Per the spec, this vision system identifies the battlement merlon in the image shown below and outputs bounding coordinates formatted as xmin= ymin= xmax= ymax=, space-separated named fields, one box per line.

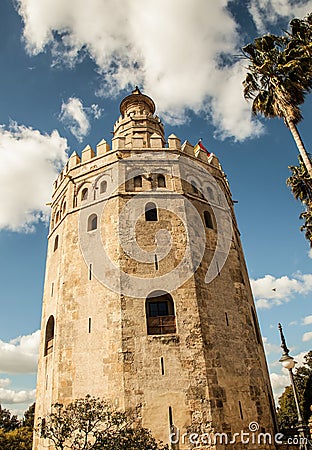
xmin=52 ymin=136 xmax=224 ymax=196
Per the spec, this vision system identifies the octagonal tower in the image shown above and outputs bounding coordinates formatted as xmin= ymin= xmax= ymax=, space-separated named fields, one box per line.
xmin=33 ymin=89 xmax=277 ymax=449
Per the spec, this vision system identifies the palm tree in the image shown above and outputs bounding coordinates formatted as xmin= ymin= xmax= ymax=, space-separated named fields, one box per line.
xmin=242 ymin=27 xmax=312 ymax=177
xmin=287 ymin=156 xmax=312 ymax=246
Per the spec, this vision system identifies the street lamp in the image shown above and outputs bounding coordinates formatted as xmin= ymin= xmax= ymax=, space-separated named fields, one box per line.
xmin=278 ymin=323 xmax=310 ymax=449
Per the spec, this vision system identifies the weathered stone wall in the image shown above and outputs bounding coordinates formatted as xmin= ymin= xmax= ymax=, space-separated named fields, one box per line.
xmin=33 ymin=91 xmax=277 ymax=450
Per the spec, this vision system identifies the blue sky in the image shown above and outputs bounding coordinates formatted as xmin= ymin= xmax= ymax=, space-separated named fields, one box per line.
xmin=0 ymin=0 xmax=311 ymax=414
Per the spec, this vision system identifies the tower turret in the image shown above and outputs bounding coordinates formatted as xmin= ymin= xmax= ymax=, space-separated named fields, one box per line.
xmin=113 ymin=87 xmax=165 ymax=148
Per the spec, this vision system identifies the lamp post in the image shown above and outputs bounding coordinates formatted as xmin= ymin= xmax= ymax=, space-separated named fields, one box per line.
xmin=278 ymin=323 xmax=310 ymax=449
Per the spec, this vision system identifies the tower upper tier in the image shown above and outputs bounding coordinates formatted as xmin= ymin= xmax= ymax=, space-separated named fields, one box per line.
xmin=113 ymin=87 xmax=165 ymax=147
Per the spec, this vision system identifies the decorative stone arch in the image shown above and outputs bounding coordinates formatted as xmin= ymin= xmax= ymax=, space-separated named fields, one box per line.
xmin=146 ymin=291 xmax=176 ymax=335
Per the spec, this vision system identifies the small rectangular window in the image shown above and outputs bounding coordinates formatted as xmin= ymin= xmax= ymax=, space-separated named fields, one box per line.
xmin=89 ymin=264 xmax=92 ymax=281
xmin=51 ymin=282 xmax=54 ymax=297
xmin=88 ymin=318 xmax=91 ymax=333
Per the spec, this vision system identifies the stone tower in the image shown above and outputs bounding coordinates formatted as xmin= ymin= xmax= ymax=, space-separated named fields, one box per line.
xmin=34 ymin=88 xmax=277 ymax=449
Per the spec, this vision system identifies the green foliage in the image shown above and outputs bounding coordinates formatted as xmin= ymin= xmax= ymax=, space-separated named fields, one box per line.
xmin=242 ymin=28 xmax=312 ymax=124
xmin=0 ymin=403 xmax=35 ymax=450
xmin=287 ymin=155 xmax=312 ymax=246
xmin=277 ymin=351 xmax=312 ymax=434
xmin=37 ymin=395 xmax=168 ymax=450
xmin=0 ymin=427 xmax=33 ymax=450
xmin=0 ymin=405 xmax=20 ymax=432
xmin=23 ymin=403 xmax=35 ymax=429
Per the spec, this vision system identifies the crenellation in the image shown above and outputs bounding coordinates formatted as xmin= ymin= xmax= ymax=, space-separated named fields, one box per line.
xmin=96 ymin=139 xmax=110 ymax=155
xmin=181 ymin=139 xmax=195 ymax=156
xmin=81 ymin=144 xmax=95 ymax=162
xmin=68 ymin=151 xmax=81 ymax=169
xmin=168 ymin=133 xmax=181 ymax=150
xmin=150 ymin=132 xmax=163 ymax=149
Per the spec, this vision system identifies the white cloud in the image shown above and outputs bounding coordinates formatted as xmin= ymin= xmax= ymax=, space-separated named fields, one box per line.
xmin=302 ymin=331 xmax=312 ymax=342
xmin=0 ymin=378 xmax=11 ymax=388
xmin=248 ymin=0 xmax=312 ymax=33
xmin=251 ymin=273 xmax=312 ymax=309
xmin=0 ymin=330 xmax=40 ymax=374
xmin=302 ymin=315 xmax=312 ymax=325
xmin=60 ymin=97 xmax=89 ymax=141
xmin=89 ymin=104 xmax=103 ymax=120
xmin=262 ymin=336 xmax=281 ymax=355
xmin=60 ymin=98 xmax=103 ymax=141
xmin=16 ymin=0 xmax=264 ymax=141
xmin=0 ymin=122 xmax=67 ymax=232
xmin=270 ymin=372 xmax=290 ymax=403
xmin=0 ymin=387 xmax=36 ymax=405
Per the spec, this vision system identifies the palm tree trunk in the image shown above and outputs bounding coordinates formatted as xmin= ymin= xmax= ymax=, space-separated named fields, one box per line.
xmin=285 ymin=118 xmax=312 ymax=178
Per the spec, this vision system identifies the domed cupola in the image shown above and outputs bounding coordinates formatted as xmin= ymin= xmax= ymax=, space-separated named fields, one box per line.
xmin=113 ymin=87 xmax=165 ymax=148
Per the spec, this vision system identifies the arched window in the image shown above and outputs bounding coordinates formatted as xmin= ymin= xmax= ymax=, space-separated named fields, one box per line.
xmin=204 ymin=211 xmax=213 ymax=229
xmin=55 ymin=211 xmax=60 ymax=224
xmin=53 ymin=235 xmax=59 ymax=252
xmin=62 ymin=202 xmax=66 ymax=213
xmin=157 ymin=174 xmax=166 ymax=188
xmin=87 ymin=214 xmax=97 ymax=231
xmin=81 ymin=188 xmax=88 ymax=201
xmin=44 ymin=316 xmax=55 ymax=356
xmin=134 ymin=176 xmax=142 ymax=189
xmin=146 ymin=291 xmax=176 ymax=335
xmin=145 ymin=202 xmax=158 ymax=221
xmin=100 ymin=180 xmax=107 ymax=193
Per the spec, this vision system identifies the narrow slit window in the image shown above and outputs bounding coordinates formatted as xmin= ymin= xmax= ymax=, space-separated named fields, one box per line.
xmin=54 ymin=235 xmax=59 ymax=252
xmin=145 ymin=202 xmax=158 ymax=222
xmin=157 ymin=174 xmax=166 ymax=188
xmin=161 ymin=357 xmax=165 ymax=375
xmin=51 ymin=282 xmax=54 ymax=297
xmin=87 ymin=214 xmax=97 ymax=231
xmin=154 ymin=254 xmax=158 ymax=270
xmin=88 ymin=318 xmax=92 ymax=333
xmin=89 ymin=263 xmax=92 ymax=280
xmin=204 ymin=211 xmax=213 ymax=229
xmin=225 ymin=312 xmax=229 ymax=326
xmin=168 ymin=406 xmax=173 ymax=429
xmin=238 ymin=401 xmax=244 ymax=420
